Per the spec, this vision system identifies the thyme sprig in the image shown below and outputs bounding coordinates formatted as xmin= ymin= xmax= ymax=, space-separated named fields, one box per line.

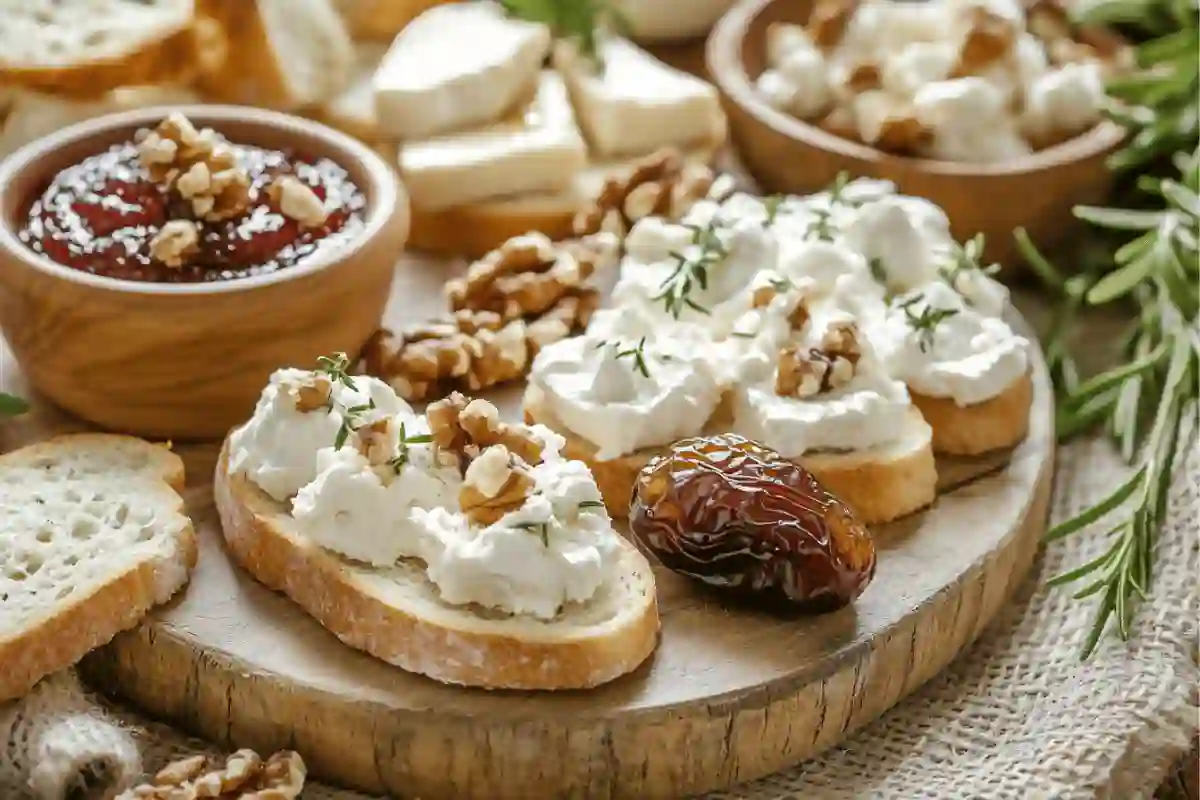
xmin=897 ymin=293 xmax=959 ymax=353
xmin=316 ymin=352 xmax=356 ymax=390
xmin=1014 ymin=0 xmax=1199 ymax=658
xmin=615 ymin=336 xmax=652 ymax=377
xmin=654 ymin=221 xmax=728 ymax=318
xmin=514 ymin=520 xmax=551 ymax=547
xmin=388 ymin=422 xmax=435 ymax=474
xmin=578 ymin=500 xmax=605 ymax=511
xmin=333 ymin=400 xmax=376 ymax=450
xmin=938 ymin=233 xmax=1001 ymax=294
xmin=500 ymin=0 xmax=630 ymax=68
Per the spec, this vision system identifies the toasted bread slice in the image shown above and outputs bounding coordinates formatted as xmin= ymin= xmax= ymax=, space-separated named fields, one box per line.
xmin=214 ymin=441 xmax=660 ymax=690
xmin=408 ymin=144 xmax=722 ymax=259
xmin=524 ymin=388 xmax=938 ymax=525
xmin=0 ymin=85 xmax=202 ymax=160
xmin=909 ymin=371 xmax=1034 ymax=456
xmin=0 ymin=0 xmax=215 ymax=97
xmin=0 ymin=435 xmax=196 ymax=703
xmin=196 ymin=0 xmax=354 ymax=110
xmin=334 ymin=0 xmax=453 ymax=41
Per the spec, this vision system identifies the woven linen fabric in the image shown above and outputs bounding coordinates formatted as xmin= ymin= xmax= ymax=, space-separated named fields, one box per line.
xmin=1 ymin=433 xmax=1194 ymax=800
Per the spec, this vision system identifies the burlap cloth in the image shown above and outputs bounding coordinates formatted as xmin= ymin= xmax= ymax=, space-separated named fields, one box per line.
xmin=2 ymin=294 xmax=1197 ymax=800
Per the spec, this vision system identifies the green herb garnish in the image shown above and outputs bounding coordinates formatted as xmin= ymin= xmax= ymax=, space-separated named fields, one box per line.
xmin=868 ymin=257 xmax=888 ymax=284
xmin=615 ymin=336 xmax=652 ymax=378
xmin=388 ymin=422 xmax=435 ymax=474
xmin=653 ymin=221 xmax=728 ymax=318
xmin=937 ymin=234 xmax=1000 ymax=298
xmin=762 ymin=195 xmax=786 ymax=228
xmin=729 ymin=331 xmax=757 ymax=339
xmin=578 ymin=500 xmax=606 ymax=511
xmin=0 ymin=393 xmax=28 ymax=417
xmin=501 ymin=0 xmax=630 ymax=68
xmin=897 ymin=293 xmax=958 ymax=353
xmin=514 ymin=521 xmax=551 ymax=547
xmin=333 ymin=400 xmax=376 ymax=450
xmin=316 ymin=352 xmax=357 ymax=391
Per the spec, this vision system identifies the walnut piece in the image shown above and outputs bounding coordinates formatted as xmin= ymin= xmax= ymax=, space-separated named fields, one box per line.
xmin=875 ymin=114 xmax=934 ymax=155
xmin=118 ymin=750 xmax=305 ymax=800
xmin=572 ymin=149 xmax=723 ymax=239
xmin=807 ymin=0 xmax=858 ymax=49
xmin=427 ymin=393 xmax=545 ymax=470
xmin=352 ymin=417 xmax=394 ymax=466
xmin=291 ymin=375 xmax=333 ymax=413
xmin=267 ymin=175 xmax=329 ymax=229
xmin=459 ymin=444 xmax=536 ymax=526
xmin=952 ymin=7 xmax=1017 ymax=77
xmin=846 ymin=62 xmax=882 ymax=92
xmin=775 ymin=322 xmax=862 ymax=398
xmin=136 ymin=112 xmax=252 ymax=222
xmin=149 ymin=220 xmax=200 ymax=268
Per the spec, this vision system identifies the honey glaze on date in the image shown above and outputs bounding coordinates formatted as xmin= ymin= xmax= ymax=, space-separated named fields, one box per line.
xmin=629 ymin=433 xmax=876 ymax=612
xmin=18 ymin=141 xmax=366 ymax=283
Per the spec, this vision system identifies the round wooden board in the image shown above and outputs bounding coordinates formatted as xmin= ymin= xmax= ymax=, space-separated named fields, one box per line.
xmin=0 ymin=249 xmax=1052 ymax=799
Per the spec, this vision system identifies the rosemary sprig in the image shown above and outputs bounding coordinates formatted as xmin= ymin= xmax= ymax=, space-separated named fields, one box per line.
xmin=1015 ymin=0 xmax=1199 ymax=657
xmin=615 ymin=337 xmax=652 ymax=378
xmin=501 ymin=0 xmax=630 ymax=67
xmin=897 ymin=293 xmax=959 ymax=353
xmin=316 ymin=352 xmax=357 ymax=391
xmin=654 ymin=221 xmax=728 ymax=318
xmin=333 ymin=400 xmax=376 ymax=450
xmin=513 ymin=520 xmax=551 ymax=547
xmin=937 ymin=233 xmax=1001 ymax=294
xmin=388 ymin=422 xmax=435 ymax=474
xmin=578 ymin=500 xmax=605 ymax=511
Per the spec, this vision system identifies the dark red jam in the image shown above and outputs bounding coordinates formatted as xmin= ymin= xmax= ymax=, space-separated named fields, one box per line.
xmin=18 ymin=142 xmax=367 ymax=283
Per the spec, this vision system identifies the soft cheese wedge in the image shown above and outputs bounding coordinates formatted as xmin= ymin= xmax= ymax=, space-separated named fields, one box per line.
xmin=373 ymin=2 xmax=551 ymax=140
xmin=310 ymin=43 xmax=389 ymax=145
xmin=399 ymin=71 xmax=589 ymax=211
xmin=554 ymin=36 xmax=727 ymax=157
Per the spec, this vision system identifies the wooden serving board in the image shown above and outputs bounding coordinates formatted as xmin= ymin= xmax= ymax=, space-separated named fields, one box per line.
xmin=0 ymin=250 xmax=1052 ymax=799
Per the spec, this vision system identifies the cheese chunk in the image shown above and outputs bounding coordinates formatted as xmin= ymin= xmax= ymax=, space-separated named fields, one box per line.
xmin=554 ymin=36 xmax=726 ymax=158
xmin=399 ymin=71 xmax=588 ymax=210
xmin=373 ymin=2 xmax=551 ymax=140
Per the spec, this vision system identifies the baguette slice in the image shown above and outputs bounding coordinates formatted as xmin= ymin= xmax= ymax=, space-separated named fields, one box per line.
xmin=214 ymin=441 xmax=660 ymax=690
xmin=308 ymin=43 xmax=389 ymax=145
xmin=0 ymin=435 xmax=196 ymax=703
xmin=524 ymin=388 xmax=938 ymax=525
xmin=408 ymin=144 xmax=722 ymax=259
xmin=197 ymin=0 xmax=354 ymax=110
xmin=909 ymin=371 xmax=1034 ymax=456
xmin=334 ymin=0 xmax=454 ymax=41
xmin=0 ymin=0 xmax=216 ymax=97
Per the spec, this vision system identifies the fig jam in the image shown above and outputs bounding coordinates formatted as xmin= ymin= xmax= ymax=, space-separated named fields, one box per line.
xmin=18 ymin=141 xmax=366 ymax=283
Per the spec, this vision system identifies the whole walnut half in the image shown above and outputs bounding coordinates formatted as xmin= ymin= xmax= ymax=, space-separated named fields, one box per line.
xmin=629 ymin=434 xmax=876 ymax=612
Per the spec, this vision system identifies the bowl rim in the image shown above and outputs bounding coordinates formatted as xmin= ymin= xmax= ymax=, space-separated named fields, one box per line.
xmin=706 ymin=0 xmax=1128 ymax=179
xmin=0 ymin=104 xmax=403 ymax=297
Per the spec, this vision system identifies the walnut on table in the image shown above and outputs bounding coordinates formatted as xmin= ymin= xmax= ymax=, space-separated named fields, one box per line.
xmin=775 ymin=321 xmax=863 ymax=399
xmin=118 ymin=749 xmax=305 ymax=800
xmin=136 ymin=112 xmax=252 ymax=223
xmin=572 ymin=149 xmax=728 ymax=239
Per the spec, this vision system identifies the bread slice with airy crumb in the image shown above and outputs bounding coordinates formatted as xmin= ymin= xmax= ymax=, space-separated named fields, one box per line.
xmin=0 ymin=0 xmax=216 ymax=97
xmin=214 ymin=441 xmax=660 ymax=691
xmin=909 ymin=372 xmax=1034 ymax=456
xmin=196 ymin=0 xmax=354 ymax=110
xmin=523 ymin=388 xmax=938 ymax=525
xmin=0 ymin=435 xmax=196 ymax=703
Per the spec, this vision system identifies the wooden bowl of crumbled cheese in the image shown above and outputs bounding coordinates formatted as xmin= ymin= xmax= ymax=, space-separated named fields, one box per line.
xmin=707 ymin=0 xmax=1131 ymax=266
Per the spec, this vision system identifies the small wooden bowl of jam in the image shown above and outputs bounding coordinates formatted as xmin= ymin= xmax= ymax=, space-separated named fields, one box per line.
xmin=0 ymin=105 xmax=409 ymax=439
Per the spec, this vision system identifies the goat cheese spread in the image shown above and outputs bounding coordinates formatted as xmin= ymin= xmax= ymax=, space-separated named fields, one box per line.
xmin=756 ymin=0 xmax=1113 ymax=161
xmin=232 ymin=374 xmax=624 ymax=620
xmin=872 ymin=282 xmax=1030 ymax=405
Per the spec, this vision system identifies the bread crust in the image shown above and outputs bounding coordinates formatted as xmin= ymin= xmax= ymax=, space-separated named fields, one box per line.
xmin=910 ymin=372 xmax=1034 ymax=456
xmin=0 ymin=435 xmax=195 ymax=703
xmin=214 ymin=441 xmax=660 ymax=690
xmin=524 ymin=395 xmax=938 ymax=525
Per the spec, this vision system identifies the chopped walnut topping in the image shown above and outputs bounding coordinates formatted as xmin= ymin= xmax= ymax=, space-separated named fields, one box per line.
xmin=807 ymin=0 xmax=858 ymax=49
xmin=118 ymin=749 xmax=305 ymax=800
xmin=952 ymin=7 xmax=1017 ymax=77
xmin=846 ymin=62 xmax=882 ymax=92
xmin=148 ymin=220 xmax=200 ymax=268
xmin=427 ymin=394 xmax=545 ymax=472
xmin=291 ymin=375 xmax=333 ymax=412
xmin=875 ymin=114 xmax=934 ymax=155
xmin=135 ymin=113 xmax=252 ymax=222
xmin=459 ymin=445 xmax=537 ymax=526
xmin=352 ymin=417 xmax=394 ymax=465
xmin=268 ymin=175 xmax=329 ymax=229
xmin=775 ymin=322 xmax=862 ymax=398
xmin=573 ymin=149 xmax=723 ymax=239
xmin=1026 ymin=0 xmax=1072 ymax=43
xmin=751 ymin=286 xmax=810 ymax=329
xmin=751 ymin=285 xmax=778 ymax=309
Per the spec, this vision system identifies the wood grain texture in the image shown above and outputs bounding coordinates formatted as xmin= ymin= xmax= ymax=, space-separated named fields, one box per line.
xmin=706 ymin=0 xmax=1126 ymax=267
xmin=59 ymin=253 xmax=1058 ymax=800
xmin=0 ymin=106 xmax=409 ymax=440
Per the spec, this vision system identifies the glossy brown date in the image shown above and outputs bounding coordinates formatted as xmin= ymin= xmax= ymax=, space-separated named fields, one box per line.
xmin=629 ymin=433 xmax=876 ymax=612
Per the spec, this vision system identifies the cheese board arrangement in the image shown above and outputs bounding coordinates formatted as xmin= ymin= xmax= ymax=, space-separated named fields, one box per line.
xmin=0 ymin=0 xmax=1193 ymax=798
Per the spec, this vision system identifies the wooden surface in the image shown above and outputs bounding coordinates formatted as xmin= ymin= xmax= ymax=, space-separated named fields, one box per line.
xmin=0 ymin=106 xmax=408 ymax=440
xmin=706 ymin=0 xmax=1127 ymax=267
xmin=39 ymin=250 xmax=1059 ymax=800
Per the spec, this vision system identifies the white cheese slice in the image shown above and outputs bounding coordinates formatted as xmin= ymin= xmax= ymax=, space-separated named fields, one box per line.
xmin=372 ymin=2 xmax=551 ymax=140
xmin=399 ymin=71 xmax=588 ymax=210
xmin=553 ymin=36 xmax=726 ymax=158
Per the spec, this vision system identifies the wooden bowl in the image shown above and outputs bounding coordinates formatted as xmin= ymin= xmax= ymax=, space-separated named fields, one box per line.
xmin=707 ymin=0 xmax=1127 ymax=266
xmin=0 ymin=105 xmax=409 ymax=440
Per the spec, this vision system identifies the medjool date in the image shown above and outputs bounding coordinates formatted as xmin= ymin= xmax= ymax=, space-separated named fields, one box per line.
xmin=629 ymin=433 xmax=876 ymax=612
